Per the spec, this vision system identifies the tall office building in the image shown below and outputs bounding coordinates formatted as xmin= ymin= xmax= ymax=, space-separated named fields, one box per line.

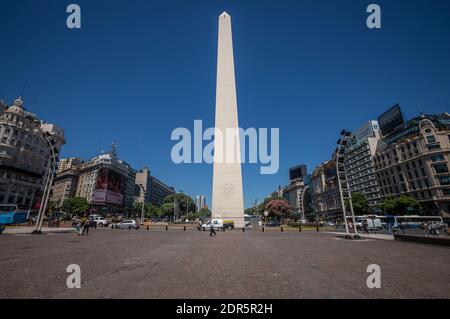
xmin=311 ymin=159 xmax=342 ymax=220
xmin=0 ymin=97 xmax=65 ymax=209
xmin=134 ymin=167 xmax=152 ymax=204
xmin=344 ymin=121 xmax=382 ymax=207
xmin=50 ymin=158 xmax=84 ymax=207
xmin=211 ymin=12 xmax=245 ymax=227
xmin=134 ymin=167 xmax=175 ymax=207
xmin=148 ymin=176 xmax=175 ymax=207
xmin=196 ymin=195 xmax=206 ymax=211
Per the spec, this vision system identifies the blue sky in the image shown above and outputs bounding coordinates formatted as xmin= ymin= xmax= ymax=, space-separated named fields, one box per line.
xmin=1 ymin=0 xmax=450 ymax=208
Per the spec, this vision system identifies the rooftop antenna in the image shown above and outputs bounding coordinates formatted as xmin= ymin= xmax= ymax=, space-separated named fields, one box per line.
xmin=111 ymin=141 xmax=118 ymax=157
xmin=20 ymin=79 xmax=28 ymax=101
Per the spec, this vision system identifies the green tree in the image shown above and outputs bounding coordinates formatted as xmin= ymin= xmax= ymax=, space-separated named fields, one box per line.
xmin=163 ymin=193 xmax=196 ymax=216
xmin=47 ymin=201 xmax=58 ymax=214
xmin=380 ymin=195 xmax=422 ymax=215
xmin=345 ymin=192 xmax=369 ymax=215
xmin=62 ymin=197 xmax=90 ymax=216
xmin=145 ymin=203 xmax=160 ymax=219
xmin=160 ymin=202 xmax=175 ymax=219
xmin=245 ymin=207 xmax=255 ymax=215
xmin=197 ymin=207 xmax=211 ymax=219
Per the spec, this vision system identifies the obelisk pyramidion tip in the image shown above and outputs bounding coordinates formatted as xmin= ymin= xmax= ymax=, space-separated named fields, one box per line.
xmin=220 ymin=11 xmax=230 ymax=18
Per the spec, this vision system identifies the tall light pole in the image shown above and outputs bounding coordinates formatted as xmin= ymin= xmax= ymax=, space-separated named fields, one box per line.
xmin=138 ymin=184 xmax=146 ymax=224
xmin=336 ymin=130 xmax=359 ymax=239
xmin=33 ymin=133 xmax=58 ymax=234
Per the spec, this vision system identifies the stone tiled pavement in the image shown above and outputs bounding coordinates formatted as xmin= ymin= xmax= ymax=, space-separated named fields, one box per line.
xmin=0 ymin=228 xmax=449 ymax=298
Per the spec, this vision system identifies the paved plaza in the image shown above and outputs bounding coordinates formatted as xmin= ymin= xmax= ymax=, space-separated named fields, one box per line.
xmin=0 ymin=228 xmax=449 ymax=299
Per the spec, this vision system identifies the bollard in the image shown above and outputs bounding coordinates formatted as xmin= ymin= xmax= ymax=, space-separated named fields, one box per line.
xmin=183 ymin=226 xmax=186 ymax=231
xmin=242 ymin=227 xmax=245 ymax=232
xmin=165 ymin=225 xmax=168 ymax=231
xmin=147 ymin=225 xmax=149 ymax=231
xmin=299 ymin=225 xmax=302 ymax=232
xmin=281 ymin=226 xmax=284 ymax=232
xmin=262 ymin=226 xmax=265 ymax=233
xmin=129 ymin=225 xmax=131 ymax=230
xmin=316 ymin=225 xmax=319 ymax=232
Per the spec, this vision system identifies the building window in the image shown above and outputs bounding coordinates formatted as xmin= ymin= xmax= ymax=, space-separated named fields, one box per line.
xmin=431 ymin=154 xmax=445 ymax=162
xmin=443 ymin=189 xmax=450 ymax=196
xmin=433 ymin=163 xmax=449 ymax=174
xmin=427 ymin=144 xmax=441 ymax=150
xmin=437 ymin=176 xmax=450 ymax=186
xmin=426 ymin=135 xmax=436 ymax=143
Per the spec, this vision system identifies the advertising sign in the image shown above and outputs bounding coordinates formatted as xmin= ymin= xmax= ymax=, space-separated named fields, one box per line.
xmin=92 ymin=168 xmax=108 ymax=203
xmin=377 ymin=104 xmax=404 ymax=136
xmin=105 ymin=169 xmax=124 ymax=205
xmin=92 ymin=168 xmax=124 ymax=206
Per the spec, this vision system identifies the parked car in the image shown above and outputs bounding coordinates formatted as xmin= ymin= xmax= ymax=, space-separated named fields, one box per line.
xmin=92 ymin=216 xmax=109 ymax=227
xmin=114 ymin=220 xmax=140 ymax=229
xmin=266 ymin=220 xmax=281 ymax=227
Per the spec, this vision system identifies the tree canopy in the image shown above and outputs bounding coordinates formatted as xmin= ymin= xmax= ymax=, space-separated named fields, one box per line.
xmin=345 ymin=192 xmax=369 ymax=215
xmin=265 ymin=198 xmax=293 ymax=221
xmin=62 ymin=197 xmax=90 ymax=216
xmin=379 ymin=195 xmax=422 ymax=215
xmin=163 ymin=193 xmax=196 ymax=214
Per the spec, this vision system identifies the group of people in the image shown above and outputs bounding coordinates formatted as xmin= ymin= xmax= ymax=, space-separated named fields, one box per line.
xmin=74 ymin=218 xmax=91 ymax=236
xmin=421 ymin=221 xmax=444 ymax=236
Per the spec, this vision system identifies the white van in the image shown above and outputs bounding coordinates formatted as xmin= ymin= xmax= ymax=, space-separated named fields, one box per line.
xmin=201 ymin=219 xmax=223 ymax=230
xmin=355 ymin=217 xmax=382 ymax=230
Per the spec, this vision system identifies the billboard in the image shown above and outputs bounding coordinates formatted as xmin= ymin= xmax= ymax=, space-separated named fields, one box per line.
xmin=289 ymin=165 xmax=307 ymax=181
xmin=92 ymin=168 xmax=124 ymax=206
xmin=92 ymin=168 xmax=108 ymax=203
xmin=377 ymin=105 xmax=404 ymax=136
xmin=105 ymin=169 xmax=124 ymax=205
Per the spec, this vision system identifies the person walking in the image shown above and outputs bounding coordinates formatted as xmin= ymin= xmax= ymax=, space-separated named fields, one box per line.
xmin=209 ymin=224 xmax=216 ymax=236
xmin=74 ymin=221 xmax=81 ymax=236
xmin=362 ymin=219 xmax=369 ymax=234
xmin=81 ymin=218 xmax=90 ymax=235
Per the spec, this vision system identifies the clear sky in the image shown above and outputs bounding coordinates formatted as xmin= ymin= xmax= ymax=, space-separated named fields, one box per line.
xmin=1 ymin=0 xmax=450 ymax=208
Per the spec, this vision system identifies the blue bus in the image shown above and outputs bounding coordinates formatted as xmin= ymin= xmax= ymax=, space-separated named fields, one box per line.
xmin=0 ymin=205 xmax=28 ymax=225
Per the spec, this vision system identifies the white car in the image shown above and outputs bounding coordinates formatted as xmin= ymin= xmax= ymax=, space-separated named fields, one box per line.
xmin=114 ymin=220 xmax=140 ymax=230
xmin=201 ymin=218 xmax=224 ymax=230
xmin=92 ymin=216 xmax=109 ymax=227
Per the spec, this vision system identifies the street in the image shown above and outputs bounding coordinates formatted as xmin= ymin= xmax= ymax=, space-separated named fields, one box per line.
xmin=0 ymin=228 xmax=449 ymax=298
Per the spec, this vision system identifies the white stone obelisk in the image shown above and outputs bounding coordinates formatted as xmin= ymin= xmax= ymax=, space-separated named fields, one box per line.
xmin=211 ymin=12 xmax=245 ymax=228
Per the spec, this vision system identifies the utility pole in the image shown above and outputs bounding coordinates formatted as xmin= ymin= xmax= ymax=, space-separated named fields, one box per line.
xmin=138 ymin=184 xmax=146 ymax=224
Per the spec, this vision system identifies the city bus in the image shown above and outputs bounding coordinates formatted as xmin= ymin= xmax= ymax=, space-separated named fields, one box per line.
xmin=0 ymin=204 xmax=28 ymax=225
xmin=392 ymin=215 xmax=444 ymax=229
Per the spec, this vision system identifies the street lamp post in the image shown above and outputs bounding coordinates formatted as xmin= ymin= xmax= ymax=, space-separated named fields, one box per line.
xmin=138 ymin=184 xmax=146 ymax=224
xmin=33 ymin=134 xmax=58 ymax=234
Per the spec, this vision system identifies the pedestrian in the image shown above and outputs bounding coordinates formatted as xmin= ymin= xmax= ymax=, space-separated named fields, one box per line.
xmin=83 ymin=219 xmax=90 ymax=235
xmin=209 ymin=224 xmax=216 ymax=236
xmin=74 ymin=221 xmax=81 ymax=236
xmin=362 ymin=219 xmax=369 ymax=234
xmin=399 ymin=221 xmax=406 ymax=234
